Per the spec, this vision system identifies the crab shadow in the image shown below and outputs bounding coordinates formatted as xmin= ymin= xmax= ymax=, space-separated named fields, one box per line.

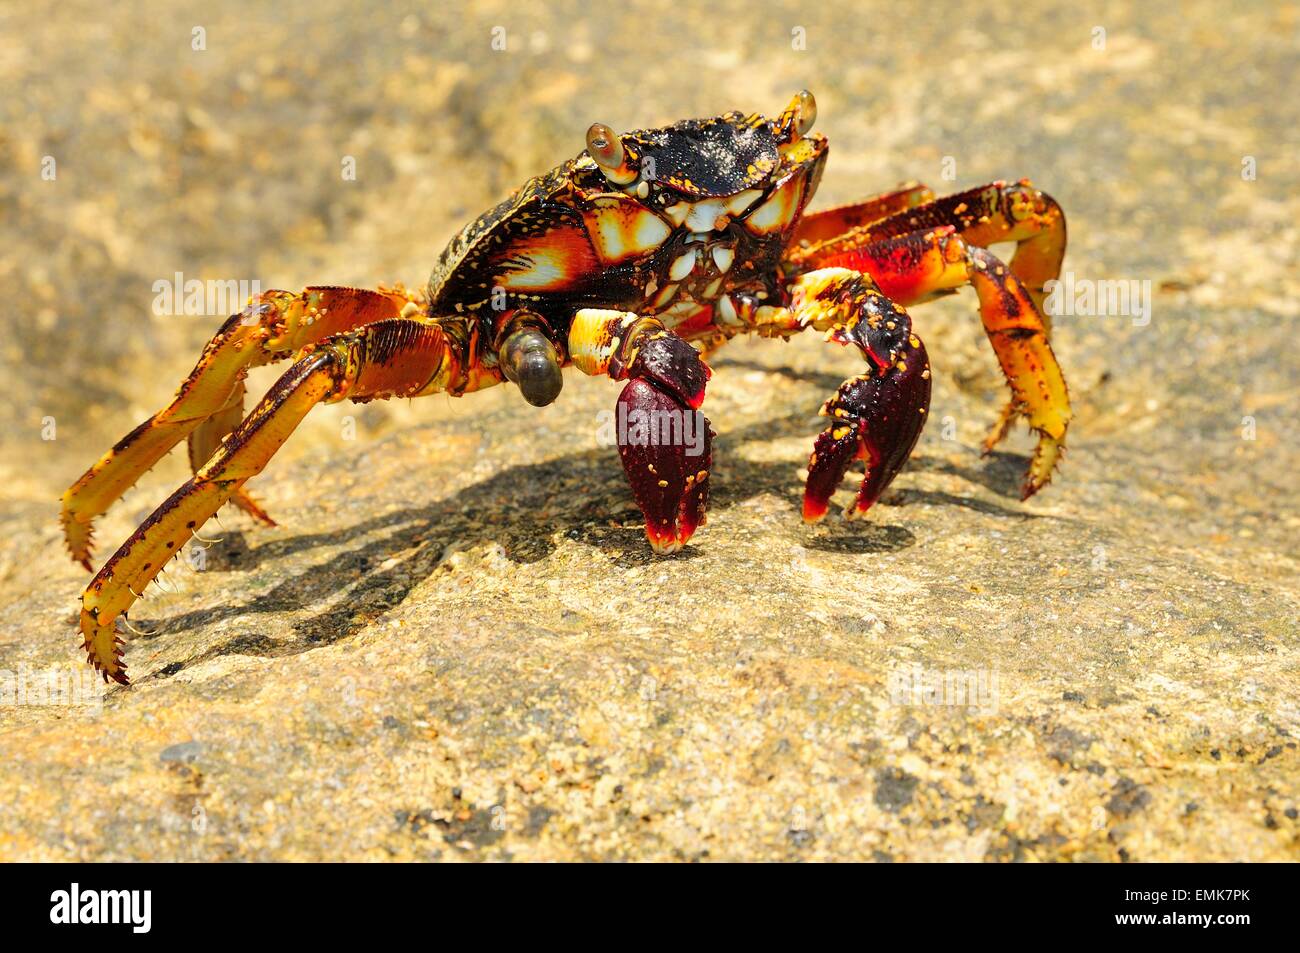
xmin=914 ymin=451 xmax=1035 ymax=501
xmin=133 ymin=368 xmax=1036 ymax=681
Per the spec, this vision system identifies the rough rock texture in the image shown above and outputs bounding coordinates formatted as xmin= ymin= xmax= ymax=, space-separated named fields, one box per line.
xmin=1 ymin=0 xmax=1296 ymax=860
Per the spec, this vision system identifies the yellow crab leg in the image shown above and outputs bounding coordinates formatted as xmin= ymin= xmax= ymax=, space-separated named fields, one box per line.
xmin=60 ymin=286 xmax=415 ymax=569
xmin=81 ymin=317 xmax=464 ymax=684
xmin=183 ymin=379 xmax=273 ymax=525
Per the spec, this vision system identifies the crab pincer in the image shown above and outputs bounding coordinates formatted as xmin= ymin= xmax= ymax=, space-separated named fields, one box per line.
xmin=803 ymin=314 xmax=931 ymax=521
xmin=568 ymin=309 xmax=716 ymax=554
xmin=614 ymin=332 xmax=714 ymax=553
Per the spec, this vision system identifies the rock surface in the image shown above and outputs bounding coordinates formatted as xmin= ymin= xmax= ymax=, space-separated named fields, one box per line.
xmin=0 ymin=0 xmax=1296 ymax=860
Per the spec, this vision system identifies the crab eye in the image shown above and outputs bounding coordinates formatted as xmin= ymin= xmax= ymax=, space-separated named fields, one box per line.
xmin=794 ymin=89 xmax=817 ymax=136
xmin=586 ymin=123 xmax=625 ymax=170
xmin=585 ymin=122 xmax=639 ymax=186
xmin=776 ymin=90 xmax=817 ymax=146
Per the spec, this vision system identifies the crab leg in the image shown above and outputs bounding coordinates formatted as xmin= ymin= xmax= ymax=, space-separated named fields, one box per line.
xmin=794 ymin=180 xmax=1067 ymax=317
xmin=717 ymin=269 xmax=931 ymax=521
xmin=80 ymin=317 xmax=465 ymax=684
xmin=568 ymin=309 xmax=713 ymax=554
xmin=184 ymin=378 xmax=277 ymax=526
xmin=790 ymin=182 xmax=935 ymax=249
xmin=789 ymin=179 xmax=1068 ymax=476
xmin=798 ymin=224 xmax=1070 ymax=498
xmin=795 ymin=271 xmax=931 ymax=520
xmin=60 ymin=286 xmax=416 ymax=569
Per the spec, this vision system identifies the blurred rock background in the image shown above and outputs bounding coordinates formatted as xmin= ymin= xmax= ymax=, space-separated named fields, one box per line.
xmin=0 ymin=0 xmax=1296 ymax=860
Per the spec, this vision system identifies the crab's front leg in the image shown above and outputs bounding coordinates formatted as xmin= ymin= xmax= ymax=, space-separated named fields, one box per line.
xmin=568 ymin=309 xmax=713 ymax=553
xmin=799 ymin=223 xmax=1070 ymax=497
xmin=789 ymin=180 xmax=1071 ymax=494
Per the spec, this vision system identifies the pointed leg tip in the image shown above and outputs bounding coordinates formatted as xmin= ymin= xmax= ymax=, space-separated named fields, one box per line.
xmin=64 ymin=524 xmax=96 ymax=572
xmin=1020 ymin=432 xmax=1065 ymax=500
xmin=94 ymin=662 xmax=130 ymax=686
xmin=802 ymin=499 xmax=829 ymax=523
xmin=648 ymin=536 xmax=685 ymax=555
xmin=82 ymin=603 xmax=132 ymax=685
xmin=84 ymin=644 xmax=130 ymax=685
xmin=845 ymin=498 xmax=877 ymax=521
xmin=1020 ymin=475 xmax=1051 ymax=501
xmin=231 ymin=489 xmax=277 ymax=526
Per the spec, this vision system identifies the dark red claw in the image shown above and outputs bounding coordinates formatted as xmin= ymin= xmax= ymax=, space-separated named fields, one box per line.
xmin=626 ymin=334 xmax=711 ymax=409
xmin=803 ymin=336 xmax=931 ymax=521
xmin=802 ymin=425 xmax=861 ymax=522
xmin=616 ymin=378 xmax=712 ymax=553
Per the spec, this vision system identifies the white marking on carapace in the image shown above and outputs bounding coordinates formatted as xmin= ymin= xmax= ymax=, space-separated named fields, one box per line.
xmin=659 ymin=300 xmax=705 ymax=329
xmin=726 ymin=189 xmax=763 ymax=216
xmin=583 ymin=197 xmax=672 ymax=265
xmin=663 ymin=202 xmax=690 ymax=226
xmin=743 ymin=173 xmax=806 ymax=235
xmin=494 ymin=227 xmax=598 ymax=291
xmin=651 ymin=282 xmax=679 ymax=308
xmin=684 ymin=199 xmax=729 ymax=233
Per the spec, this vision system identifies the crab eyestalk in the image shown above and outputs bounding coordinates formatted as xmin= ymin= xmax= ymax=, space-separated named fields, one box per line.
xmin=774 ymin=89 xmax=817 ymax=148
xmin=586 ymin=122 xmax=639 ymax=186
xmin=500 ymin=326 xmax=563 ymax=406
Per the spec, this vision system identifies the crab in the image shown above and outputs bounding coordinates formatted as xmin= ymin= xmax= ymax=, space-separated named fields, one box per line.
xmin=61 ymin=91 xmax=1072 ymax=684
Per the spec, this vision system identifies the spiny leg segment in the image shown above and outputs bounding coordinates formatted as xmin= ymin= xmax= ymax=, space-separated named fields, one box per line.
xmin=80 ymin=315 xmax=463 ymax=684
xmin=184 ymin=378 xmax=276 ymax=526
xmin=60 ymin=286 xmax=419 ymax=570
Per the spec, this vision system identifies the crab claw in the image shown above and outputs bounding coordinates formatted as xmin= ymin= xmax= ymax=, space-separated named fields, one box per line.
xmin=803 ymin=334 xmax=931 ymax=521
xmin=615 ymin=333 xmax=713 ymax=554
